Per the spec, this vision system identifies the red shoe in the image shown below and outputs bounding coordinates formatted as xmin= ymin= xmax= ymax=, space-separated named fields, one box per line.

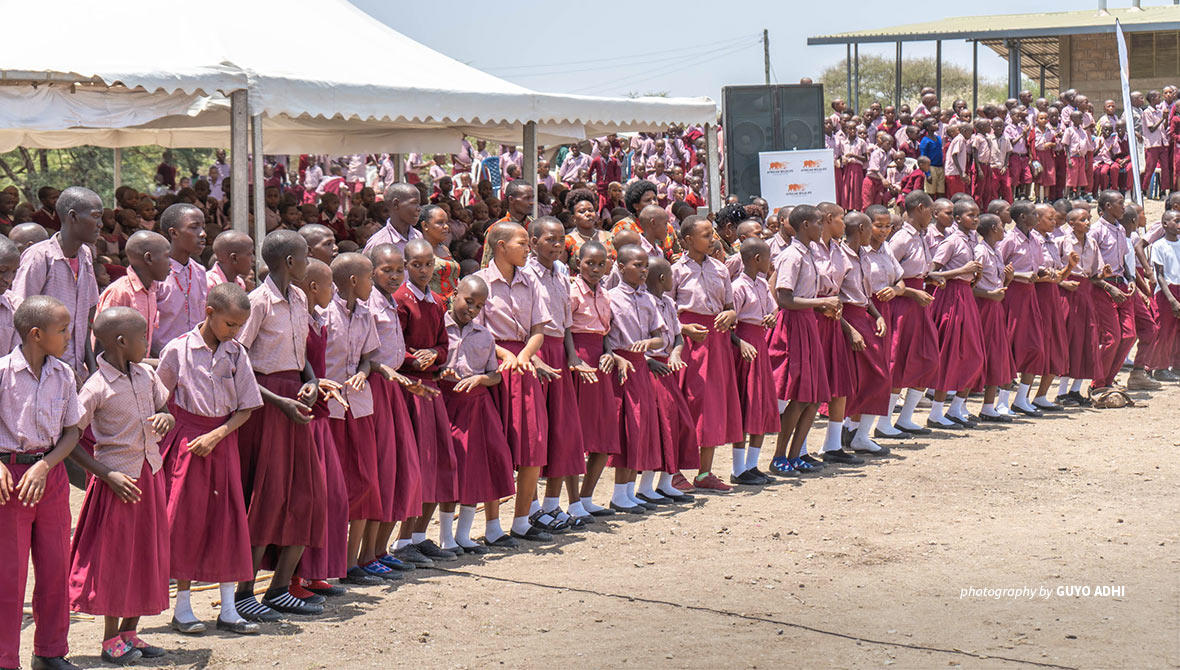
xmin=288 ymin=578 xmax=318 ymax=601
xmin=671 ymin=472 xmax=696 ymax=492
xmin=693 ymin=472 xmax=732 ymax=492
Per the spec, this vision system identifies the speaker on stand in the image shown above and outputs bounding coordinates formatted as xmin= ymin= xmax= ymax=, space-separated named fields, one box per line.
xmin=722 ymin=83 xmax=824 ymax=203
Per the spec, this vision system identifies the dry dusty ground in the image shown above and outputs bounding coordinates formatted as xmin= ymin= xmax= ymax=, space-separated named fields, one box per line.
xmin=19 ymin=377 xmax=1180 ymax=670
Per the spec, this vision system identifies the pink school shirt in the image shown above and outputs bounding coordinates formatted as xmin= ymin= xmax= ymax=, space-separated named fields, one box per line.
xmin=362 ymin=221 xmax=423 ymax=256
xmin=650 ymin=293 xmax=681 ymax=358
xmin=0 ymin=292 xmax=15 ymax=356
xmin=473 ymin=262 xmax=551 ymax=342
xmin=156 ymin=326 xmax=262 ymax=418
xmin=970 ymin=134 xmax=993 ymax=167
xmin=1089 ymin=217 xmax=1130 ymax=276
xmin=944 ymin=136 xmax=967 ymax=177
xmin=774 ymin=238 xmax=819 ymax=299
xmin=1032 ymin=231 xmax=1065 ymax=271
xmin=1005 ymin=123 xmax=1028 ymax=154
xmin=933 ymin=228 xmax=974 ymax=270
xmin=443 ymin=311 xmax=498 ymax=379
xmin=1057 ymin=230 xmax=1101 ymax=277
xmin=155 ymin=257 xmax=208 ymax=349
xmin=865 ymin=146 xmax=888 ymax=179
xmin=670 ymin=255 xmax=733 ymax=315
xmin=769 ymin=233 xmax=791 ymax=265
xmin=888 ymin=222 xmax=933 ymax=279
xmin=812 ymin=238 xmax=848 ymax=297
xmin=1034 ymin=127 xmax=1057 ymax=152
xmin=0 ymin=347 xmax=82 ymax=453
xmin=206 ymin=262 xmax=247 ymax=292
xmin=838 ymin=242 xmax=871 ymax=307
xmin=569 ymin=276 xmax=611 ymax=335
xmin=11 ymin=234 xmax=99 ymax=377
xmin=862 ymin=243 xmax=903 ymax=293
xmin=366 ymin=289 xmax=407 ymax=369
xmin=1063 ymin=127 xmax=1088 ymax=158
xmin=1142 ymin=103 xmax=1166 ymax=148
xmin=96 ymin=270 xmax=159 ymax=351
xmin=77 ymin=357 xmax=169 ymax=477
xmin=605 ymin=282 xmax=663 ymax=352
xmin=320 ymin=296 xmax=380 ymax=419
xmin=238 ymin=276 xmax=309 ymax=375
xmin=973 ymin=241 xmax=1005 ymax=292
xmin=559 ymin=153 xmax=591 ymax=183
xmin=732 ymin=273 xmax=775 ymax=324
xmin=522 ymin=256 xmax=572 ymax=338
xmin=997 ymin=227 xmax=1045 ymax=274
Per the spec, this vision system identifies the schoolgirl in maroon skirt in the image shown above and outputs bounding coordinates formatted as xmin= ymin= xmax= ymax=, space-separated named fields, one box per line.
xmin=1030 ymin=210 xmax=1072 ymax=410
xmin=972 ymin=214 xmax=1019 ymax=422
xmin=997 ymin=203 xmax=1048 ymax=415
xmin=812 ymin=204 xmax=859 ymax=462
xmin=1056 ymin=210 xmax=1103 ymax=402
xmin=860 ymin=207 xmax=907 ymax=439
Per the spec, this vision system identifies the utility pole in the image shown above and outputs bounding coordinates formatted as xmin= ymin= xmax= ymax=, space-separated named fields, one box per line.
xmin=763 ymin=29 xmax=770 ymax=85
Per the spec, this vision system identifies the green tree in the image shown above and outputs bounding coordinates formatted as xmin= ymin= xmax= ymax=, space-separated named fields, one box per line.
xmin=818 ymin=55 xmax=1041 ymax=112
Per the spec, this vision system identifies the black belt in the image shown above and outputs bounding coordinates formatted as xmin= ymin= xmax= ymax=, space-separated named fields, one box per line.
xmin=0 ymin=452 xmax=45 ymax=465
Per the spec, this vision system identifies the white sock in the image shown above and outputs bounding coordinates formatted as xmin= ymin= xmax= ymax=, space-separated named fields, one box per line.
xmin=822 ymin=421 xmax=843 ymax=452
xmin=948 ymin=396 xmax=967 ymax=419
xmin=1033 ymin=394 xmax=1053 ymax=407
xmin=581 ymin=496 xmax=606 ymax=513
xmin=611 ymin=483 xmax=632 ymax=507
xmin=455 ymin=505 xmax=477 ymax=548
xmin=626 ymin=480 xmax=644 ymax=505
xmin=1057 ymin=377 xmax=1070 ymax=396
xmin=928 ymin=400 xmax=945 ymax=422
xmin=656 ymin=472 xmax=679 ymax=497
xmin=731 ymin=447 xmax=746 ymax=477
xmin=485 ymin=519 xmax=505 ymax=542
xmin=438 ymin=510 xmax=456 ymax=549
xmin=850 ymin=416 xmax=881 ymax=451
xmin=219 ymin=583 xmax=244 ymax=623
xmin=843 ymin=417 xmax=856 ymax=429
xmin=411 ymin=531 xmax=426 ymax=545
xmin=897 ymin=388 xmax=923 ymax=427
xmin=511 ymin=515 xmax=532 ymax=535
xmin=638 ymin=471 xmax=660 ymax=498
xmin=568 ymin=500 xmax=587 ymax=518
xmin=529 ymin=499 xmax=542 ymax=516
xmin=1015 ymin=382 xmax=1033 ymax=408
xmin=1071 ymin=378 xmax=1084 ymax=393
xmin=876 ymin=411 xmax=903 ymax=436
xmin=744 ymin=447 xmax=762 ymax=472
xmin=799 ymin=436 xmax=809 ymax=457
xmin=888 ymin=392 xmax=901 ymax=414
xmin=997 ymin=388 xmax=1012 ymax=411
xmin=175 ymin=588 xmax=197 ymax=623
xmin=542 ymin=496 xmax=561 ymax=513
xmin=394 ymin=538 xmax=412 ymax=550
xmin=981 ymin=402 xmax=999 ymax=417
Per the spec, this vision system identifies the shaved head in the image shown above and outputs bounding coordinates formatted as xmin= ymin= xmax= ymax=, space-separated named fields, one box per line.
xmin=207 ymin=282 xmax=250 ymax=313
xmin=364 ymin=242 xmax=402 ymax=267
xmin=55 ymin=186 xmax=102 ymax=223
xmin=299 ymin=224 xmax=334 ymax=245
xmin=212 ymin=230 xmax=252 ymax=256
xmin=330 ymin=252 xmax=373 ymax=286
xmin=9 ymin=222 xmax=48 ymax=249
xmin=13 ymin=295 xmax=66 ymax=340
xmin=305 ymin=258 xmax=332 ymax=285
xmin=124 ymin=230 xmax=169 ymax=259
xmin=616 ymin=244 xmax=647 ymax=265
xmin=384 ymin=182 xmax=419 ymax=204
xmin=739 ymin=236 xmax=770 ymax=263
xmin=456 ymin=274 xmax=489 ymax=300
xmin=159 ymin=202 xmax=202 ymax=237
xmin=403 ymin=238 xmax=434 ymax=262
xmin=485 ymin=221 xmax=525 ymax=250
xmin=92 ymin=306 xmax=147 ymax=348
xmin=261 ymin=229 xmax=307 ymax=269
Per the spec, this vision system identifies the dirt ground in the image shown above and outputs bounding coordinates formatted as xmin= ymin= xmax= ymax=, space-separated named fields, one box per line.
xmin=19 ymin=199 xmax=1180 ymax=670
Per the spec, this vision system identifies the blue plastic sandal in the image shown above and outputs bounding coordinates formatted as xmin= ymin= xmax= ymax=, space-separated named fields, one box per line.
xmin=769 ymin=456 xmax=795 ymax=475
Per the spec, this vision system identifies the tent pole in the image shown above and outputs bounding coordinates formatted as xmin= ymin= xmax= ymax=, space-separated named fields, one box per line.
xmin=705 ymin=122 xmax=721 ymax=212
xmin=230 ymin=90 xmax=249 ymax=236
xmin=523 ymin=121 xmax=538 ymax=220
xmin=113 ymin=148 xmax=122 ymax=191
xmin=251 ymin=114 xmax=265 ymax=268
xmin=392 ymin=154 xmax=404 ymax=183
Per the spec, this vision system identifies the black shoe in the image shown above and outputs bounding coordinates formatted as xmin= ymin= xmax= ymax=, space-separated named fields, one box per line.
xmin=587 ymin=506 xmax=616 ymax=517
xmin=947 ymin=414 xmax=977 ymax=428
xmin=393 ymin=543 xmax=435 ymax=568
xmin=851 ymin=442 xmax=890 ymax=456
xmin=484 ymin=534 xmax=520 ymax=549
xmin=261 ymin=590 xmax=324 ymax=616
xmin=895 ymin=424 xmax=932 ymax=435
xmin=169 ymin=616 xmax=206 ymax=635
xmin=306 ymin=582 xmax=346 ymax=597
xmin=1012 ymin=404 xmax=1043 ymax=417
xmin=343 ymin=566 xmax=386 ymax=585
xmin=100 ymin=648 xmax=142 ymax=666
xmin=657 ymin=489 xmax=695 ymax=502
xmin=746 ymin=467 xmax=773 ymax=485
xmin=529 ymin=509 xmax=570 ymax=533
xmin=1153 ymin=368 xmax=1180 ymax=382
xmin=926 ymin=418 xmax=961 ymax=430
xmin=873 ymin=428 xmax=908 ymax=440
xmin=510 ymin=525 xmax=553 ymax=541
xmin=978 ymin=412 xmax=1011 ymax=423
xmin=799 ymin=454 xmax=826 ymax=469
xmin=1068 ymin=391 xmax=1092 ymax=407
xmin=609 ymin=501 xmax=646 ymax=514
xmin=215 ymin=618 xmax=261 ymax=635
xmin=636 ymin=492 xmax=673 ymax=504
xmin=416 ymin=539 xmax=459 ymax=561
xmin=234 ymin=595 xmax=283 ymax=622
xmin=1033 ymin=402 xmax=1064 ymax=412
xmin=127 ymin=639 xmax=165 ymax=659
xmin=728 ymin=469 xmax=765 ymax=486
xmin=455 ymin=542 xmax=490 ymax=555
xmin=1057 ymin=393 xmax=1080 ymax=407
xmin=822 ymin=449 xmax=864 ymax=465
xmin=31 ymin=657 xmax=80 ymax=670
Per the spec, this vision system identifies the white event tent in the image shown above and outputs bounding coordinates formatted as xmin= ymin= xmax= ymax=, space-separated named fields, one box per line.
xmin=0 ymin=0 xmax=718 ymax=251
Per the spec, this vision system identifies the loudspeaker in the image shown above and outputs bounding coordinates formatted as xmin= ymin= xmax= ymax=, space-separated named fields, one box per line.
xmin=722 ymin=84 xmax=824 ymax=203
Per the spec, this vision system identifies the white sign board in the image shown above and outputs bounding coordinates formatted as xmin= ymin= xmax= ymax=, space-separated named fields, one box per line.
xmin=758 ymin=149 xmax=837 ymax=211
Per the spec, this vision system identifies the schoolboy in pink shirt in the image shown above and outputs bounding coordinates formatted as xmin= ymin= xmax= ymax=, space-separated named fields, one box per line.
xmin=206 ymin=230 xmax=253 ymax=292
xmin=154 ymin=204 xmax=208 ymax=355
xmin=96 ymin=231 xmax=169 ymax=354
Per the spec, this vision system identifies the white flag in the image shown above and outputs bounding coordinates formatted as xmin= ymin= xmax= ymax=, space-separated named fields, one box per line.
xmin=1116 ymin=19 xmax=1143 ymax=204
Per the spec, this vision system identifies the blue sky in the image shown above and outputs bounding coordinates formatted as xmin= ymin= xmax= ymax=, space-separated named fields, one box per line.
xmin=351 ymin=0 xmax=1159 ymax=100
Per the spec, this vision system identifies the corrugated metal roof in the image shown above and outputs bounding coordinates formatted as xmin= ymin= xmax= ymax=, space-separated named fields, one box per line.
xmin=808 ymin=5 xmax=1180 ymax=44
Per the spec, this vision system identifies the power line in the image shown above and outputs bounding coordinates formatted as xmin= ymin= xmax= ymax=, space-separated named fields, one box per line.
xmin=482 ymin=33 xmax=760 ymax=73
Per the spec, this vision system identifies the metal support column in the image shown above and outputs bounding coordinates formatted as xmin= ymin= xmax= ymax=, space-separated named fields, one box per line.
xmin=705 ymin=122 xmax=721 ymax=212
xmin=846 ymin=43 xmax=852 ymax=103
xmin=1039 ymin=66 xmax=1046 ymax=97
xmin=894 ymin=41 xmax=902 ymax=108
xmin=230 ymin=90 xmax=249 ymax=236
xmin=251 ymin=114 xmax=265 ymax=267
xmin=936 ymin=41 xmax=942 ymax=101
xmin=972 ymin=41 xmax=979 ymax=113
xmin=853 ymin=43 xmax=860 ymax=111
xmin=523 ymin=121 xmax=538 ymax=219
xmin=1008 ymin=39 xmax=1022 ymax=99
xmin=113 ymin=148 xmax=122 ymax=190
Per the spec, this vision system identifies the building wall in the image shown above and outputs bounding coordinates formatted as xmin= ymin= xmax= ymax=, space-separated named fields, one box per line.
xmin=1062 ymin=31 xmax=1180 ymax=106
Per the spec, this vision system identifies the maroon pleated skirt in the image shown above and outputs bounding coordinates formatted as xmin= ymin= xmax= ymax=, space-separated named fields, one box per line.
xmin=677 ymin=311 xmax=743 ymax=448
xmin=844 ymin=304 xmax=892 ymax=416
xmin=1003 ymin=282 xmax=1045 ymax=374
xmin=817 ymin=308 xmax=855 ymax=398
xmin=769 ymin=307 xmax=830 ymax=403
xmin=538 ymin=335 xmax=586 ymax=478
xmin=734 ymin=322 xmax=782 ymax=436
xmin=300 ymin=417 xmax=347 ymax=581
xmin=491 ymin=339 xmax=548 ymax=469
xmin=1064 ymin=277 xmax=1101 ymax=381
xmin=441 ymin=384 xmax=516 ymax=506
xmin=931 ymin=278 xmax=984 ymax=392
xmin=975 ymin=296 xmax=1018 ymax=386
xmin=888 ymin=277 xmax=940 ymax=390
xmin=370 ymin=375 xmax=420 ymax=522
xmin=1036 ymin=282 xmax=1069 ymax=376
xmin=1151 ymin=285 xmax=1180 ymax=370
xmin=70 ymin=461 xmax=168 ymax=618
xmin=610 ymin=349 xmax=663 ymax=472
xmin=650 ymin=354 xmax=699 ymax=472
xmin=330 ymin=414 xmax=382 ymax=521
xmin=237 ymin=370 xmax=327 ymax=548
xmin=406 ymin=385 xmax=458 ymax=504
xmin=163 ymin=405 xmax=252 ymax=583
xmin=571 ymin=332 xmax=620 ymax=455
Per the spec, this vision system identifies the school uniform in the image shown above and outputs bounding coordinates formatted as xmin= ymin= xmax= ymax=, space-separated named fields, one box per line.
xmin=69 ymin=358 xmax=170 ymax=618
xmin=929 ymin=229 xmax=985 ymax=391
xmin=1142 ymin=102 xmax=1170 ymax=195
xmin=1033 ymin=231 xmax=1070 ymax=377
xmin=11 ymin=234 xmax=99 ymax=378
xmin=731 ymin=271 xmax=780 ymax=436
xmin=1150 ymin=237 xmax=1180 ymax=371
xmin=768 ymin=238 xmax=830 ymax=403
xmin=569 ymin=276 xmax=620 ymax=457
xmin=842 ymin=137 xmax=867 ymax=211
xmin=236 ymin=276 xmax=327 ymax=549
xmin=1057 ymin=231 xmax=1102 ymax=381
xmin=474 ymin=262 xmax=551 ymax=469
xmin=96 ymin=270 xmax=159 ymax=352
xmin=650 ymin=292 xmax=699 ymax=472
xmin=206 ymin=262 xmax=248 ymax=292
xmin=886 ymin=223 xmax=940 ymax=389
xmin=997 ymin=227 xmax=1047 ymax=375
xmin=973 ymin=240 xmax=1017 ymax=387
xmin=1089 ymin=217 xmax=1137 ymax=388
xmin=0 ymin=292 xmax=17 ymax=357
xmin=367 ymin=289 xmax=420 ymax=522
xmin=991 ymin=132 xmax=1014 ymax=202
xmin=944 ymin=135 xmax=968 ymax=198
xmin=522 ymin=257 xmax=585 ymax=479
xmin=827 ymin=132 xmax=847 ymax=209
xmin=441 ymin=313 xmax=516 ymax=505
xmin=0 ymin=349 xmax=80 ymax=667
xmin=394 ymin=282 xmax=457 ymax=504
xmin=606 ymin=282 xmax=665 ymax=471
xmin=1063 ymin=126 xmax=1090 ymax=189
xmin=1005 ymin=122 xmax=1032 ymax=190
xmin=861 ymin=145 xmax=888 ymax=208
xmin=1034 ymin=127 xmax=1058 ymax=188
xmin=301 ymin=318 xmax=348 ymax=581
xmin=969 ymin=134 xmax=993 ymax=205
xmin=157 ymin=327 xmax=261 ymax=584
xmin=814 ymin=239 xmax=854 ymax=399
xmin=155 ymin=257 xmax=208 ymax=350
xmin=1131 ymin=231 xmax=1162 ymax=371
xmin=1092 ymin=135 xmax=1120 ymax=192
xmin=362 ymin=220 xmax=423 ymax=256
xmin=671 ymin=255 xmax=744 ymax=448
xmin=843 ymin=244 xmax=892 ymax=416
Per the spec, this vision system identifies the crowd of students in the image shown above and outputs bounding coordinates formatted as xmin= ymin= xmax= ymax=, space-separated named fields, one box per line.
xmin=4 ymin=86 xmax=1180 ymax=669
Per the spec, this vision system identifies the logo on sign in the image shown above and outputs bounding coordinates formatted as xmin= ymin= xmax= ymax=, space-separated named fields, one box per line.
xmin=802 ymin=159 xmax=821 ymax=168
xmin=801 ymin=159 xmax=825 ymax=173
xmin=787 ymin=183 xmax=808 ymax=193
xmin=767 ymin=161 xmax=790 ymax=172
